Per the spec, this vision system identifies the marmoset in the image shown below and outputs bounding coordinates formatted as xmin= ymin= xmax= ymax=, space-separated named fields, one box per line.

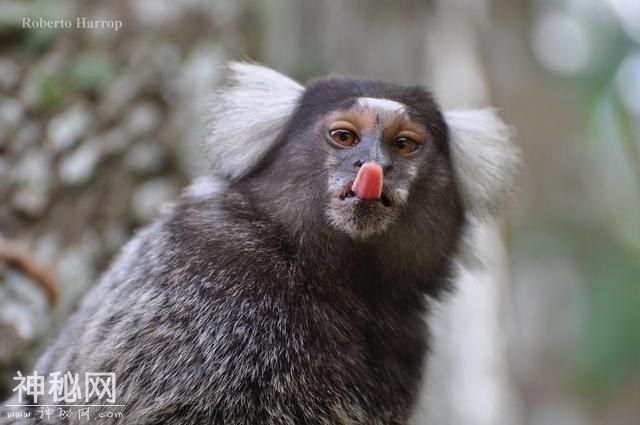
xmin=1 ymin=63 xmax=518 ymax=424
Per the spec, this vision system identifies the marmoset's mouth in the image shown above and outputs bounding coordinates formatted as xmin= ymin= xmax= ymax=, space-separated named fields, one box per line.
xmin=337 ymin=183 xmax=392 ymax=207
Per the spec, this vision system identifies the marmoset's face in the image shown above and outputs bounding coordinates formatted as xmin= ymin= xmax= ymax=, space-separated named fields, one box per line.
xmin=321 ymin=97 xmax=433 ymax=238
xmin=280 ymin=79 xmax=454 ymax=239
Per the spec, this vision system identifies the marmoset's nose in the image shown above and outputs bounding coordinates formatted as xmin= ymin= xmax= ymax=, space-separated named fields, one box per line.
xmin=352 ymin=159 xmax=392 ymax=174
xmin=371 ymin=141 xmax=393 ymax=173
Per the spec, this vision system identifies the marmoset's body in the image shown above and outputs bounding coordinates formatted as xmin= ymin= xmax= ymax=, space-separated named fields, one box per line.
xmin=2 ymin=63 xmax=518 ymax=424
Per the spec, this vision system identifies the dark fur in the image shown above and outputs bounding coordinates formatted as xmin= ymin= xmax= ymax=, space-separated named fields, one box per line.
xmin=2 ymin=77 xmax=465 ymax=424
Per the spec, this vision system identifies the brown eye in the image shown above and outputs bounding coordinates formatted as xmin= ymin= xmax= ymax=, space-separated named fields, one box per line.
xmin=329 ymin=129 xmax=358 ymax=147
xmin=393 ymin=137 xmax=420 ymax=155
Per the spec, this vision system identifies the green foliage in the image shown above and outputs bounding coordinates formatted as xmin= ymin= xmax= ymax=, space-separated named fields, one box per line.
xmin=35 ymin=73 xmax=65 ymax=112
xmin=68 ymin=53 xmax=115 ymax=94
xmin=577 ymin=243 xmax=640 ymax=398
xmin=23 ymin=27 xmax=61 ymax=54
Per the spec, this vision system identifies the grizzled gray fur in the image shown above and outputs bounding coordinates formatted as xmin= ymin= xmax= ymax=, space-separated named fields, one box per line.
xmin=1 ymin=63 xmax=518 ymax=424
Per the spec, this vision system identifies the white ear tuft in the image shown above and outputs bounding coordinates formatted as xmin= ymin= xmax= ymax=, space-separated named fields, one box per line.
xmin=445 ymin=109 xmax=520 ymax=218
xmin=206 ymin=62 xmax=304 ymax=180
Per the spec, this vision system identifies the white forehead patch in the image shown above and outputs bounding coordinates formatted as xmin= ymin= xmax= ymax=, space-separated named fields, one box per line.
xmin=356 ymin=97 xmax=406 ymax=114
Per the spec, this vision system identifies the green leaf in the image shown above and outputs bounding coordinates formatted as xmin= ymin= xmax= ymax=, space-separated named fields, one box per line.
xmin=68 ymin=53 xmax=115 ymax=94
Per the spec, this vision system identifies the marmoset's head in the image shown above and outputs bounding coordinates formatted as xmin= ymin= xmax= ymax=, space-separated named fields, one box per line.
xmin=207 ymin=63 xmax=518 ymax=240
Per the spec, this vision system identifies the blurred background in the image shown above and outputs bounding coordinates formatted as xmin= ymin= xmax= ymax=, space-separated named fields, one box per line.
xmin=0 ymin=0 xmax=639 ymax=424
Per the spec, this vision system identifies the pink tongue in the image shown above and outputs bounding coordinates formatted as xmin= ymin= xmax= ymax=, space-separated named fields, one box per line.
xmin=352 ymin=162 xmax=383 ymax=200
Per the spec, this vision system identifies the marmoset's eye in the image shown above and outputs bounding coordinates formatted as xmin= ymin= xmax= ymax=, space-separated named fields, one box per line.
xmin=392 ymin=137 xmax=420 ymax=155
xmin=329 ymin=129 xmax=359 ymax=147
